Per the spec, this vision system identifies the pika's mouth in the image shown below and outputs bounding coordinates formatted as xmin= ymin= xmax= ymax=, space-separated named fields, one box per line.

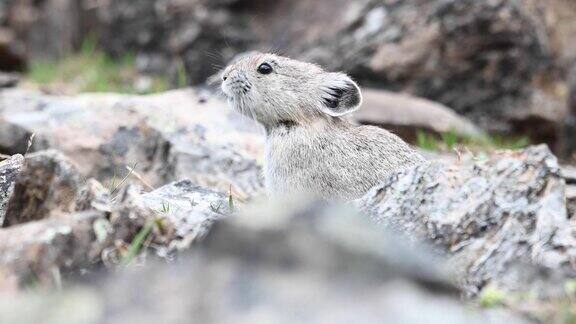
xmin=221 ymin=78 xmax=251 ymax=100
xmin=220 ymin=81 xmax=234 ymax=99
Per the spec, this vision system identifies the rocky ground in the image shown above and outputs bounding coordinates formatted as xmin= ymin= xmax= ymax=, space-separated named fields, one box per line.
xmin=1 ymin=0 xmax=576 ymax=323
xmin=0 ymin=88 xmax=573 ymax=322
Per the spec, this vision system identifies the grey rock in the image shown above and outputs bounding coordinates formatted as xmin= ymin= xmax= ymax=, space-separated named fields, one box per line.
xmin=354 ymin=88 xmax=485 ymax=142
xmin=296 ymin=0 xmax=554 ymax=137
xmin=26 ymin=0 xmax=82 ymax=60
xmin=3 ymin=150 xmax=99 ymax=227
xmin=139 ymin=179 xmax=231 ymax=251
xmin=0 ymin=210 xmax=108 ymax=290
xmin=0 ymin=154 xmax=23 ymax=226
xmin=0 ymin=200 xmax=528 ymax=324
xmin=0 ymin=25 xmax=26 ymax=71
xmin=529 ymin=0 xmax=576 ymax=65
xmin=358 ymin=145 xmax=576 ymax=297
xmin=0 ymin=0 xmax=81 ymax=66
xmin=561 ymin=62 xmax=576 ymax=159
xmin=567 ymin=185 xmax=576 ymax=219
xmin=0 ymin=72 xmax=19 ymax=87
xmin=0 ymin=165 xmax=233 ymax=289
xmin=564 ymin=165 xmax=576 ymax=218
xmin=0 ymin=89 xmax=264 ymax=197
xmin=561 ymin=164 xmax=576 ymax=183
xmin=89 ymin=0 xmax=256 ymax=85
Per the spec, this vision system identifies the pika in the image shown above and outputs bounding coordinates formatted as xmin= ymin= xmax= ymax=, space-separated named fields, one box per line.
xmin=221 ymin=52 xmax=425 ymax=200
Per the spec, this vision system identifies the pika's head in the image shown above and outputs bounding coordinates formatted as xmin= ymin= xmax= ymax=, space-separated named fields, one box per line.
xmin=221 ymin=52 xmax=362 ymax=127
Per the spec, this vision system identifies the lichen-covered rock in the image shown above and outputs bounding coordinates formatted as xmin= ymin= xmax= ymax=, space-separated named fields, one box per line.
xmin=138 ymin=179 xmax=231 ymax=250
xmin=0 ymin=154 xmax=23 ymax=226
xmin=358 ymin=145 xmax=576 ymax=297
xmin=0 ymin=201 xmax=528 ymax=324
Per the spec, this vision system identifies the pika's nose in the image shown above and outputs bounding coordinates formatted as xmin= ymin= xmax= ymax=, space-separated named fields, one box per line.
xmin=222 ymin=68 xmax=234 ymax=82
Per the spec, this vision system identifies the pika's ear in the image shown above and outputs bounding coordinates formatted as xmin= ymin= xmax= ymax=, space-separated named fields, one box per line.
xmin=317 ymin=73 xmax=362 ymax=116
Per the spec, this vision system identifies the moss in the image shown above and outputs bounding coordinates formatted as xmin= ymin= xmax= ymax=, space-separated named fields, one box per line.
xmin=27 ymin=36 xmax=169 ymax=94
xmin=416 ymin=130 xmax=530 ymax=153
xmin=479 ymin=286 xmax=507 ymax=308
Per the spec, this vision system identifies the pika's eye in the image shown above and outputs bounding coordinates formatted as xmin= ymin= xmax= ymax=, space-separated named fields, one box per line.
xmin=257 ymin=63 xmax=273 ymax=75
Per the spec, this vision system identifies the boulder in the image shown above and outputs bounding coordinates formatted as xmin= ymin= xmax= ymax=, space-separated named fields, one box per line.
xmin=0 ymin=27 xmax=26 ymax=71
xmin=0 ymin=210 xmax=111 ymax=291
xmin=562 ymin=165 xmax=576 ymax=218
xmin=0 ymin=166 xmax=232 ymax=290
xmin=0 ymin=72 xmax=19 ymax=88
xmin=354 ymin=89 xmax=484 ymax=142
xmin=0 ymin=0 xmax=82 ymax=68
xmin=0 ymin=89 xmax=264 ymax=197
xmin=296 ymin=0 xmax=553 ymax=136
xmin=137 ymin=179 xmax=231 ymax=251
xmin=528 ymin=0 xmax=576 ymax=65
xmin=560 ymin=62 xmax=576 ymax=159
xmin=88 ymin=0 xmax=256 ymax=84
xmin=3 ymin=150 xmax=95 ymax=227
xmin=358 ymin=145 xmax=576 ymax=297
xmin=567 ymin=185 xmax=576 ymax=219
xmin=0 ymin=200 xmax=528 ymax=324
xmin=0 ymin=154 xmax=24 ymax=225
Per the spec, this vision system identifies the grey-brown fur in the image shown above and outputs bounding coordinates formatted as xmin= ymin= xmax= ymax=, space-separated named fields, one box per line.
xmin=221 ymin=52 xmax=425 ymax=200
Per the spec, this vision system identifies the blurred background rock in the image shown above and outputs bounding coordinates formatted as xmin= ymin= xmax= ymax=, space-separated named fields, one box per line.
xmin=1 ymin=0 xmax=576 ymax=159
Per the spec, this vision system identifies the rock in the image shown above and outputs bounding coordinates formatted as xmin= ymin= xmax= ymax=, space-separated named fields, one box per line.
xmin=560 ymin=62 xmax=576 ymax=160
xmin=0 ymin=149 xmax=129 ymax=287
xmin=24 ymin=0 xmax=82 ymax=60
xmin=529 ymin=0 xmax=576 ymax=65
xmin=0 ymin=0 xmax=82 ymax=63
xmin=242 ymin=0 xmax=368 ymax=50
xmin=562 ymin=164 xmax=576 ymax=218
xmin=0 ymin=27 xmax=26 ymax=71
xmin=296 ymin=0 xmax=553 ymax=136
xmin=0 ymin=163 xmax=232 ymax=289
xmin=138 ymin=179 xmax=231 ymax=251
xmin=507 ymin=89 xmax=566 ymax=148
xmin=0 ymin=200 xmax=528 ymax=323
xmin=354 ymin=89 xmax=484 ymax=142
xmin=0 ymin=210 xmax=109 ymax=291
xmin=560 ymin=164 xmax=576 ymax=183
xmin=3 ymin=150 xmax=92 ymax=227
xmin=0 ymin=89 xmax=264 ymax=196
xmin=0 ymin=154 xmax=24 ymax=226
xmin=88 ymin=0 xmax=256 ymax=85
xmin=567 ymin=185 xmax=576 ymax=219
xmin=358 ymin=145 xmax=576 ymax=297
xmin=0 ymin=72 xmax=19 ymax=88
